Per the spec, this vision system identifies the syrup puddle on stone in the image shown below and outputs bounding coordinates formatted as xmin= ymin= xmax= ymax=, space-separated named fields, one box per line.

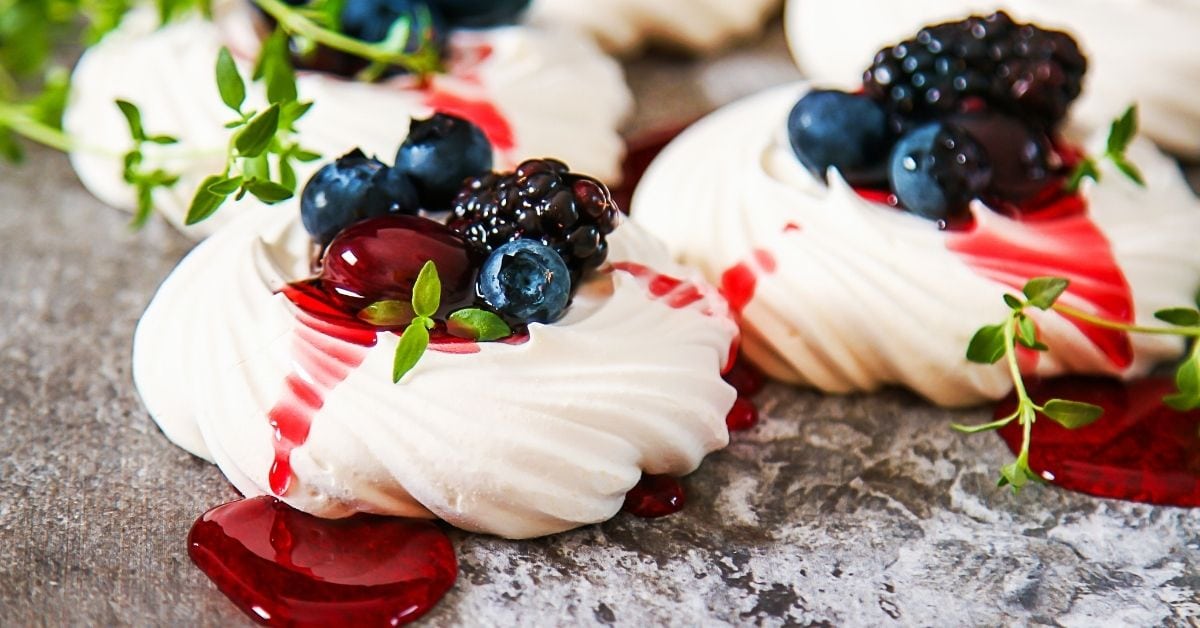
xmin=995 ymin=376 xmax=1200 ymax=507
xmin=189 ymin=496 xmax=457 ymax=627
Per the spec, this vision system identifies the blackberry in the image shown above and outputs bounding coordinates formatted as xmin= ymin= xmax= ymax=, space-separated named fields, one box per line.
xmin=447 ymin=159 xmax=620 ymax=283
xmin=863 ymin=12 xmax=1086 ymax=129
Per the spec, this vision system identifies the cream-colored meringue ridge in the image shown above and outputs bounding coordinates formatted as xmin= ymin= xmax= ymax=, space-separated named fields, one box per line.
xmin=526 ymin=0 xmax=781 ymax=54
xmin=64 ymin=0 xmax=632 ymax=238
xmin=132 ymin=196 xmax=738 ymax=539
xmin=785 ymin=0 xmax=1200 ymax=158
xmin=632 ymin=84 xmax=1200 ymax=407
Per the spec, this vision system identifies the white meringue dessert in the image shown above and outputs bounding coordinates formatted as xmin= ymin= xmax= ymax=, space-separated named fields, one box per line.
xmin=632 ymin=83 xmax=1200 ymax=407
xmin=132 ymin=190 xmax=739 ymax=539
xmin=65 ymin=0 xmax=632 ymax=237
xmin=527 ymin=0 xmax=782 ymax=55
xmin=785 ymin=0 xmax=1200 ymax=158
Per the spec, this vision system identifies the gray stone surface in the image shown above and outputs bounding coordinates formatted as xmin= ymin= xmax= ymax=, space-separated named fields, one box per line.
xmin=2 ymin=22 xmax=1200 ymax=628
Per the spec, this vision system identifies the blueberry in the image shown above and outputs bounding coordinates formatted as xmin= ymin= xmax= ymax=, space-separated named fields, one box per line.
xmin=300 ymin=149 xmax=420 ymax=245
xmin=396 ymin=113 xmax=493 ymax=210
xmin=787 ymin=90 xmax=892 ymax=186
xmin=428 ymin=0 xmax=530 ymax=28
xmin=478 ymin=240 xmax=571 ymax=323
xmin=888 ymin=123 xmax=992 ymax=221
xmin=340 ymin=0 xmax=445 ymax=49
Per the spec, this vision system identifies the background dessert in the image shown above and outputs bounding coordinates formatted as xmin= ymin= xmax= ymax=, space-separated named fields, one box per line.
xmin=786 ymin=0 xmax=1200 ymax=158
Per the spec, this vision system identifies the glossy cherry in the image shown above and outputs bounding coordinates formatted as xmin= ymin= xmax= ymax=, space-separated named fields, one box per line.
xmin=319 ymin=215 xmax=478 ymax=314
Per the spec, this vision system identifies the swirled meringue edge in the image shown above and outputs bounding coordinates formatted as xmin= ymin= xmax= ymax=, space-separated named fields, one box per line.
xmin=65 ymin=2 xmax=632 ymax=238
xmin=784 ymin=0 xmax=1200 ymax=158
xmin=632 ymin=83 xmax=1200 ymax=407
xmin=133 ymin=197 xmax=737 ymax=538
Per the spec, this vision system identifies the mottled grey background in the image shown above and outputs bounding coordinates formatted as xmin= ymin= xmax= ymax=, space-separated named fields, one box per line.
xmin=2 ymin=21 xmax=1200 ymax=627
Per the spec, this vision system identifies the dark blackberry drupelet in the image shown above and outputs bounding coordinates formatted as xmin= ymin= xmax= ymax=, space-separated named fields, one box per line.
xmin=447 ymin=159 xmax=620 ymax=282
xmin=863 ymin=11 xmax=1086 ymax=129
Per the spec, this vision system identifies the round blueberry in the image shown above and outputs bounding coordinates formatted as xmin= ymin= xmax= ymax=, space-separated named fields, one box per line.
xmin=478 ymin=240 xmax=571 ymax=324
xmin=888 ymin=123 xmax=992 ymax=221
xmin=396 ymin=113 xmax=493 ymax=210
xmin=340 ymin=0 xmax=446 ymax=50
xmin=787 ymin=90 xmax=891 ymax=186
xmin=428 ymin=0 xmax=530 ymax=28
xmin=300 ymin=149 xmax=421 ymax=245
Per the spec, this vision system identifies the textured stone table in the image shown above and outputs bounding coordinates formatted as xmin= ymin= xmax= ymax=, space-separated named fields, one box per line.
xmin=2 ymin=22 xmax=1199 ymax=627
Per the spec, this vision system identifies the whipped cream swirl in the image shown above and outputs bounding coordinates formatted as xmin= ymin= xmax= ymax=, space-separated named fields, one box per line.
xmin=526 ymin=0 xmax=781 ymax=54
xmin=65 ymin=1 xmax=632 ymax=237
xmin=133 ymin=197 xmax=738 ymax=538
xmin=785 ymin=0 xmax=1200 ymax=158
xmin=633 ymin=84 xmax=1200 ymax=407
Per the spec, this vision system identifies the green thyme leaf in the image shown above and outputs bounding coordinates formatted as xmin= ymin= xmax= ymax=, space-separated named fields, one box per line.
xmin=392 ymin=321 xmax=430 ymax=383
xmin=1016 ymin=315 xmax=1038 ymax=349
xmin=215 ymin=47 xmax=246 ymax=113
xmin=1023 ymin=277 xmax=1070 ymax=310
xmin=132 ymin=185 xmax=154 ymax=229
xmin=259 ymin=30 xmax=298 ymax=104
xmin=147 ymin=134 xmax=179 ymax=145
xmin=967 ymin=323 xmax=1008 ymax=365
xmin=358 ymin=300 xmax=415 ymax=326
xmin=207 ymin=176 xmax=243 ymax=195
xmin=186 ymin=174 xmax=231 ymax=225
xmin=1041 ymin=399 xmax=1104 ymax=429
xmin=448 ymin=308 xmax=512 ymax=342
xmin=1112 ymin=156 xmax=1146 ymax=187
xmin=411 ymin=261 xmax=441 ymax=319
xmin=1065 ymin=158 xmax=1099 ymax=192
xmin=115 ymin=99 xmax=145 ymax=140
xmin=1155 ymin=308 xmax=1200 ymax=327
xmin=279 ymin=157 xmax=297 ymax=191
xmin=293 ymin=148 xmax=322 ymax=162
xmin=234 ymin=103 xmax=280 ymax=157
xmin=1003 ymin=294 xmax=1024 ymax=310
xmin=1107 ymin=105 xmax=1137 ymax=155
xmin=243 ymin=178 xmax=293 ymax=203
xmin=997 ymin=455 xmax=1038 ymax=493
xmin=1164 ymin=354 xmax=1200 ymax=411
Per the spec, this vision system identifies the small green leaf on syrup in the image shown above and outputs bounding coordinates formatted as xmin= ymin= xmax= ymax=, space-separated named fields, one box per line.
xmin=411 ymin=261 xmax=441 ymax=319
xmin=359 ymin=300 xmax=415 ymax=327
xmin=1041 ymin=399 xmax=1104 ymax=429
xmin=448 ymin=308 xmax=512 ymax=342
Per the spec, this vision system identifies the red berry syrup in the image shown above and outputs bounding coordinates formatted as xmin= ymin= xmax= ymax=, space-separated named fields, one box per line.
xmin=189 ymin=497 xmax=457 ymax=627
xmin=622 ymin=474 xmax=687 ymax=518
xmin=995 ymin=377 xmax=1200 ymax=507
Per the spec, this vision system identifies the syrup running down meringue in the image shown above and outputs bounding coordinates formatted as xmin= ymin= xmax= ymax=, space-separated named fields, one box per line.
xmin=632 ymin=83 xmax=1200 ymax=407
xmin=65 ymin=0 xmax=631 ymax=237
xmin=133 ymin=194 xmax=738 ymax=539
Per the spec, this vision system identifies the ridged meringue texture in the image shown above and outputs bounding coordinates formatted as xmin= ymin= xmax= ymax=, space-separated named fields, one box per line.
xmin=785 ymin=0 xmax=1200 ymax=158
xmin=64 ymin=0 xmax=632 ymax=238
xmin=132 ymin=197 xmax=738 ymax=539
xmin=526 ymin=0 xmax=781 ymax=54
xmin=632 ymin=84 xmax=1200 ymax=407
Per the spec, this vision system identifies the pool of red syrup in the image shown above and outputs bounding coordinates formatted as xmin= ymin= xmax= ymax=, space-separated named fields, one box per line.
xmin=995 ymin=377 xmax=1200 ymax=507
xmin=189 ymin=496 xmax=457 ymax=627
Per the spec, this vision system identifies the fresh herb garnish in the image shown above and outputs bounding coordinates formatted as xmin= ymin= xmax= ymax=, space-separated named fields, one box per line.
xmin=185 ymin=43 xmax=319 ymax=225
xmin=960 ymin=276 xmax=1200 ymax=491
xmin=389 ymin=260 xmax=440 ymax=383
xmin=1065 ymin=105 xmax=1146 ymax=192
xmin=250 ymin=0 xmax=442 ymax=79
xmin=115 ymin=99 xmax=181 ymax=228
xmin=448 ymin=308 xmax=512 ymax=342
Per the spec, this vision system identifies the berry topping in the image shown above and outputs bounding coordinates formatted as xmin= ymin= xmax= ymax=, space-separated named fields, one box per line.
xmin=787 ymin=90 xmax=891 ymax=186
xmin=301 ymin=149 xmax=420 ymax=246
xmin=341 ymin=0 xmax=446 ymax=50
xmin=863 ymin=12 xmax=1086 ymax=129
xmin=888 ymin=122 xmax=992 ymax=221
xmin=447 ymin=158 xmax=621 ymax=283
xmin=319 ymin=215 xmax=478 ymax=314
xmin=477 ymin=240 xmax=571 ymax=324
xmin=395 ymin=113 xmax=494 ymax=210
xmin=428 ymin=0 xmax=531 ymax=28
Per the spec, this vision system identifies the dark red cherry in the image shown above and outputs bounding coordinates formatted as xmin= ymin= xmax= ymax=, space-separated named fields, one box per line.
xmin=320 ymin=215 xmax=478 ymax=315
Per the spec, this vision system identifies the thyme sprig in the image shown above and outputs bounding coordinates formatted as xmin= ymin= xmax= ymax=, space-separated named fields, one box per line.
xmin=1065 ymin=105 xmax=1145 ymax=192
xmin=961 ymin=277 xmax=1200 ymax=492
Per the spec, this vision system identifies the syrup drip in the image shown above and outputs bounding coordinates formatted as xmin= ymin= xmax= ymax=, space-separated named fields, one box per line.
xmin=945 ymin=194 xmax=1136 ymax=369
xmin=189 ymin=497 xmax=457 ymax=627
xmin=995 ymin=377 xmax=1200 ymax=507
xmin=424 ymin=90 xmax=515 ymax=152
xmin=725 ymin=397 xmax=759 ymax=432
xmin=622 ymin=474 xmax=686 ymax=518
